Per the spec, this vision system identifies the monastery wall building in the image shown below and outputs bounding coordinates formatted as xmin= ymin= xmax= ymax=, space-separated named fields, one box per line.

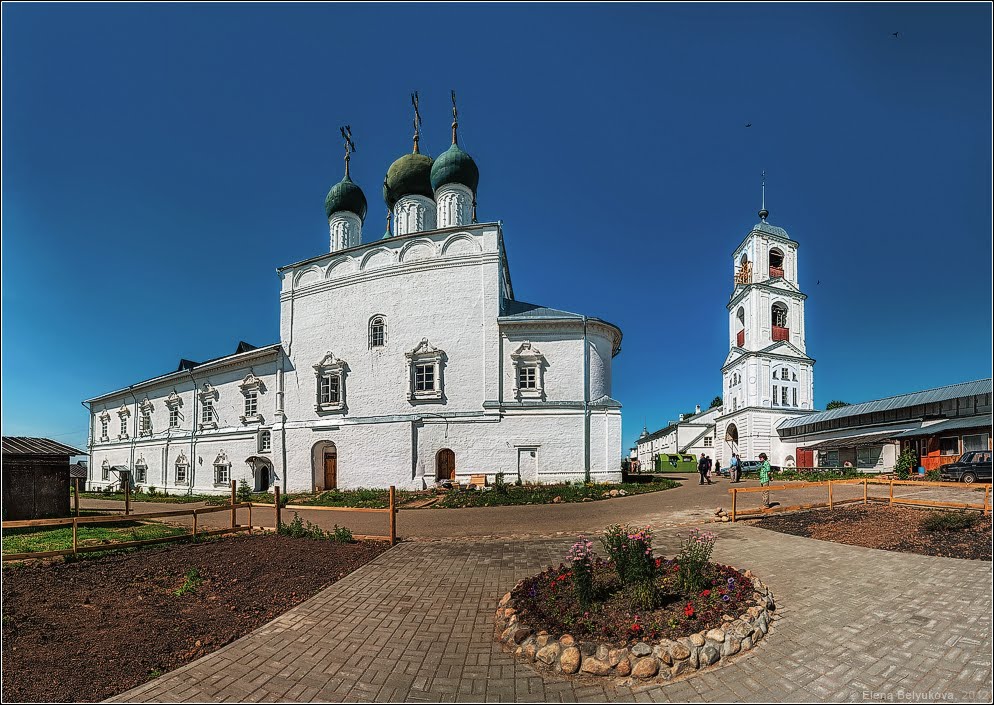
xmin=85 ymin=102 xmax=623 ymax=494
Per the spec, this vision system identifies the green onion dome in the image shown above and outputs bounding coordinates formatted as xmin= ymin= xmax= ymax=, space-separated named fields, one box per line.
xmin=383 ymin=152 xmax=434 ymax=209
xmin=430 ymin=143 xmax=479 ymax=193
xmin=324 ymin=175 xmax=368 ymax=222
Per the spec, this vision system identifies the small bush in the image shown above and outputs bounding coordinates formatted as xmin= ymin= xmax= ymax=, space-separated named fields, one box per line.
xmin=494 ymin=472 xmax=509 ymax=496
xmin=676 ymin=528 xmax=717 ymax=594
xmin=925 ymin=469 xmax=941 ymax=482
xmin=601 ymin=524 xmax=659 ymax=610
xmin=146 ymin=485 xmax=158 ymax=497
xmin=921 ymin=510 xmax=981 ymax=533
xmin=566 ymin=537 xmax=595 ymax=608
xmin=895 ymin=448 xmax=918 ymax=481
xmin=237 ymin=479 xmax=253 ymax=503
xmin=173 ymin=568 xmax=202 ymax=597
xmin=330 ymin=525 xmax=353 ymax=543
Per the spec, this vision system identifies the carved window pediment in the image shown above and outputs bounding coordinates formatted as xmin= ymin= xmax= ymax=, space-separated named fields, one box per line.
xmin=239 ymin=373 xmax=265 ymax=394
xmin=406 ymin=338 xmax=445 ymax=402
xmin=511 ymin=341 xmax=547 ymax=400
xmin=314 ymin=352 xmax=348 ymax=413
xmin=117 ymin=404 xmax=131 ymax=440
xmin=239 ymin=374 xmax=264 ymax=424
xmin=198 ymin=383 xmax=218 ymax=401
xmin=165 ymin=391 xmax=183 ymax=409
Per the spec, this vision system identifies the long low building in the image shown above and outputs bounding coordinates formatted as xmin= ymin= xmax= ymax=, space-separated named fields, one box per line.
xmin=777 ymin=378 xmax=992 ymax=471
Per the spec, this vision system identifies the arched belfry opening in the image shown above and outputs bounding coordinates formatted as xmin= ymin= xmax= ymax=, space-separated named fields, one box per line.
xmin=769 ymin=248 xmax=784 ymax=278
xmin=771 ymin=302 xmax=789 ymax=341
xmin=736 ymin=253 xmax=751 ymax=285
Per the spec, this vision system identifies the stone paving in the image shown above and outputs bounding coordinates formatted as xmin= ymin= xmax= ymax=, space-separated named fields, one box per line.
xmin=113 ymin=523 xmax=993 ymax=703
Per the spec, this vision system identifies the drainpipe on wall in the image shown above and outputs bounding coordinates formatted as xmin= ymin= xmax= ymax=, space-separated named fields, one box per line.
xmin=127 ymin=387 xmax=138 ymax=492
xmin=80 ymin=400 xmax=92 ymax=488
xmin=187 ymin=370 xmax=198 ymax=495
xmin=278 ymin=350 xmax=288 ymax=490
xmin=583 ymin=316 xmax=590 ymax=483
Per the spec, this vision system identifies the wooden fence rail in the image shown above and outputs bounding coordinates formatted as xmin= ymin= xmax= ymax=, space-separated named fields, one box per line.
xmin=253 ymin=486 xmax=398 ymax=545
xmin=730 ymin=477 xmax=992 ymax=521
xmin=4 ymin=484 xmax=400 ymax=563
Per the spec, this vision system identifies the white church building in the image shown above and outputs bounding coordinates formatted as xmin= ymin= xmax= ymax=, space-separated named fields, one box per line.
xmin=85 ymin=103 xmax=623 ymax=494
xmin=636 ymin=203 xmax=815 ymax=469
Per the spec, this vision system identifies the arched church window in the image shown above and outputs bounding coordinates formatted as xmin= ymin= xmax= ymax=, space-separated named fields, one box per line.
xmin=369 ymin=316 xmax=386 ymax=348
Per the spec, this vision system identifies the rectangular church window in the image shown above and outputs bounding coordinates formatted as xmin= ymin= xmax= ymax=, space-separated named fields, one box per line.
xmin=415 ymin=364 xmax=435 ymax=393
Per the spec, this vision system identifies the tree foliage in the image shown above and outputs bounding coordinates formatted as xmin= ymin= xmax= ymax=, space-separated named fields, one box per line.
xmin=826 ymin=400 xmax=851 ymax=410
xmin=709 ymin=396 xmax=723 ymax=409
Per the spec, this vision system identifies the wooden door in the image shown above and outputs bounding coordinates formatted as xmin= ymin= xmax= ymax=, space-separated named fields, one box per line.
xmin=796 ymin=448 xmax=814 ymax=468
xmin=436 ymin=449 xmax=455 ymax=481
xmin=324 ymin=453 xmax=337 ymax=490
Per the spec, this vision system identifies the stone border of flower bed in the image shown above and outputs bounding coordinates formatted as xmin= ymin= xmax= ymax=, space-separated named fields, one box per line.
xmin=494 ymin=569 xmax=775 ymax=683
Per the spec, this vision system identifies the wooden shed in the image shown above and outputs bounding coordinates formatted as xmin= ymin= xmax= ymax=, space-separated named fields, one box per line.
xmin=1 ymin=437 xmax=84 ymax=520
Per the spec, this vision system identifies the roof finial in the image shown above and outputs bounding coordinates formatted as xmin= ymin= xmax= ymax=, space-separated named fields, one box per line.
xmin=339 ymin=125 xmax=356 ymax=179
xmin=450 ymin=90 xmax=459 ymax=145
xmin=758 ymin=170 xmax=769 ymax=221
xmin=385 ymin=209 xmax=392 ymax=237
xmin=411 ymin=91 xmax=422 ymax=154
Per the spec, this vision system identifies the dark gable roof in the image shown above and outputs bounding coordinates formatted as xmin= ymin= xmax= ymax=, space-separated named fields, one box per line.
xmin=177 ymin=341 xmax=262 ymax=373
xmin=2 ymin=437 xmax=84 ymax=456
xmin=69 ymin=463 xmax=89 ymax=478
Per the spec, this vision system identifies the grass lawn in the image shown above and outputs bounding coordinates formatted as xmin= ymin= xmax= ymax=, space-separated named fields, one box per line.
xmin=282 ymin=488 xmax=420 ymax=509
xmin=3 ymin=521 xmax=188 ymax=555
xmin=433 ymin=479 xmax=679 ymax=508
xmin=80 ymin=491 xmax=219 ymax=504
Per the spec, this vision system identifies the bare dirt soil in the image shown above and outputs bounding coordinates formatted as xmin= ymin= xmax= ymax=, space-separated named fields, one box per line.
xmin=1 ymin=533 xmax=389 ymax=703
xmin=750 ymin=504 xmax=992 ymax=560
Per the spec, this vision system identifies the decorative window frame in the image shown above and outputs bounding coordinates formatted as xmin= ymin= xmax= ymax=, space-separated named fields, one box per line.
xmin=406 ymin=339 xmax=445 ymax=402
xmin=117 ymin=404 xmax=131 ymax=440
xmin=313 ymin=351 xmax=348 ymax=413
xmin=175 ymin=452 xmax=190 ymax=485
xmin=134 ymin=456 xmax=148 ymax=484
xmin=101 ymin=458 xmax=111 ymax=481
xmin=213 ymin=451 xmax=231 ymax=486
xmin=198 ymin=383 xmax=218 ymax=430
xmin=98 ymin=410 xmax=111 ymax=442
xmin=165 ymin=391 xmax=183 ymax=429
xmin=510 ymin=341 xmax=547 ymax=400
xmin=369 ymin=315 xmax=387 ymax=349
xmin=138 ymin=397 xmax=154 ymax=437
xmin=258 ymin=429 xmax=272 ymax=454
xmin=238 ymin=373 xmax=265 ymax=424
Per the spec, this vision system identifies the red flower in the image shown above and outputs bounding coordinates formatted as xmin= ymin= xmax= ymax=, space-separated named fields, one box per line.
xmin=684 ymin=603 xmax=695 ymax=617
xmin=700 ymin=589 xmax=711 ymax=597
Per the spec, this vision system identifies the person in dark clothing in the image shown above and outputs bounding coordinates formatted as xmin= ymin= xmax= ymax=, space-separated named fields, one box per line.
xmin=698 ymin=455 xmax=712 ymax=485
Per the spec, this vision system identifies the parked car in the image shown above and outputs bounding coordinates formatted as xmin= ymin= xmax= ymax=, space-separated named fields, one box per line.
xmin=718 ymin=461 xmax=781 ymax=477
xmin=939 ymin=451 xmax=993 ymax=484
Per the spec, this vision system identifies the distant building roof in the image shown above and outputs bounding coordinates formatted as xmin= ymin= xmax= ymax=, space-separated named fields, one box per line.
xmin=894 ymin=415 xmax=992 ymax=438
xmin=780 ymin=378 xmax=993 ymax=431
xmin=69 ymin=463 xmax=89 ymax=478
xmin=2 ymin=437 xmax=84 ymax=456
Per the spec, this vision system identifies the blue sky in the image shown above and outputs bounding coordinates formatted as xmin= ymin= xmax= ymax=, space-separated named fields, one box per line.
xmin=2 ymin=3 xmax=991 ymax=456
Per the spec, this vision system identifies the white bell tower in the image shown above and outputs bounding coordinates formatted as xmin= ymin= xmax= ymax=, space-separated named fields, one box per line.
xmin=715 ymin=179 xmax=816 ymax=466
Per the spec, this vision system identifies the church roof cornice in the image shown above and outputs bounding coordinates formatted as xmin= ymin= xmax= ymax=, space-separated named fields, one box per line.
xmin=732 ymin=226 xmax=797 ymax=260
xmin=277 ymin=221 xmax=502 ymax=274
xmin=721 ymin=346 xmax=815 ymax=372
xmin=727 ymin=282 xmax=807 ymax=309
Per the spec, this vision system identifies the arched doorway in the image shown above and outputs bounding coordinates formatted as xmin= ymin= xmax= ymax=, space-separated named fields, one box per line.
xmin=246 ymin=457 xmax=273 ymax=492
xmin=311 ymin=441 xmax=338 ymax=491
xmin=436 ymin=449 xmax=455 ymax=481
xmin=725 ymin=424 xmax=739 ymax=460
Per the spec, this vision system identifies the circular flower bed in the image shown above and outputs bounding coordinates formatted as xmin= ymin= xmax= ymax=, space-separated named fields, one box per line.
xmin=494 ymin=527 xmax=776 ymax=682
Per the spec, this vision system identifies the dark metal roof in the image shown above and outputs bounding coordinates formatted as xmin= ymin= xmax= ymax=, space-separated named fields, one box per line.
xmin=69 ymin=463 xmax=89 ymax=478
xmin=2 ymin=437 xmax=84 ymax=456
xmin=498 ymin=300 xmax=623 ymax=355
xmin=780 ymin=378 xmax=993 ymax=430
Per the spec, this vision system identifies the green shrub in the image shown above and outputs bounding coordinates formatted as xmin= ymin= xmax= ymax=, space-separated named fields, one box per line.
xmin=173 ymin=568 xmax=202 ymax=597
xmin=147 ymin=485 xmax=158 ymax=497
xmin=493 ymin=472 xmax=509 ymax=496
xmin=330 ymin=525 xmax=354 ymax=543
xmin=601 ymin=524 xmax=659 ymax=610
xmin=676 ymin=528 xmax=717 ymax=594
xmin=895 ymin=448 xmax=918 ymax=480
xmin=237 ymin=479 xmax=253 ymax=503
xmin=921 ymin=511 xmax=981 ymax=533
xmin=925 ymin=469 xmax=941 ymax=482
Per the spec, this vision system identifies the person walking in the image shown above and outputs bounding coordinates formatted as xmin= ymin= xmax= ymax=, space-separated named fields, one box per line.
xmin=758 ymin=453 xmax=772 ymax=507
xmin=697 ymin=454 xmax=711 ymax=485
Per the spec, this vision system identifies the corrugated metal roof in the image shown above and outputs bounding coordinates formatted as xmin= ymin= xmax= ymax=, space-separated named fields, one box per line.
xmin=69 ymin=463 xmax=89 ymax=478
xmin=802 ymin=430 xmax=911 ymax=451
xmin=2 ymin=437 xmax=84 ymax=456
xmin=498 ymin=300 xmax=623 ymax=355
xmin=894 ymin=415 xmax=993 ymax=438
xmin=780 ymin=378 xmax=993 ymax=430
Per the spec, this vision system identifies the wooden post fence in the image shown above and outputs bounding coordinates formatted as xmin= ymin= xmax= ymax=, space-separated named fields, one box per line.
xmin=889 ymin=479 xmax=894 ymax=505
xmin=124 ymin=474 xmax=131 ymax=516
xmin=192 ymin=510 xmax=198 ymax=539
xmin=389 ymin=486 xmax=397 ymax=546
xmin=731 ymin=488 xmax=737 ymax=522
xmin=72 ymin=517 xmax=78 ymax=554
xmin=274 ymin=486 xmax=282 ymax=531
xmin=828 ymin=480 xmax=834 ymax=510
xmin=73 ymin=479 xmax=80 ymax=517
xmin=230 ymin=480 xmax=237 ymax=528
xmin=986 ymin=485 xmax=990 ymax=517
xmin=863 ymin=476 xmax=868 ymax=504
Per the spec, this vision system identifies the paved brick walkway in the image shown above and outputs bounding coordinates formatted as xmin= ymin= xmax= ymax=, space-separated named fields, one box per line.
xmin=113 ymin=524 xmax=992 ymax=703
